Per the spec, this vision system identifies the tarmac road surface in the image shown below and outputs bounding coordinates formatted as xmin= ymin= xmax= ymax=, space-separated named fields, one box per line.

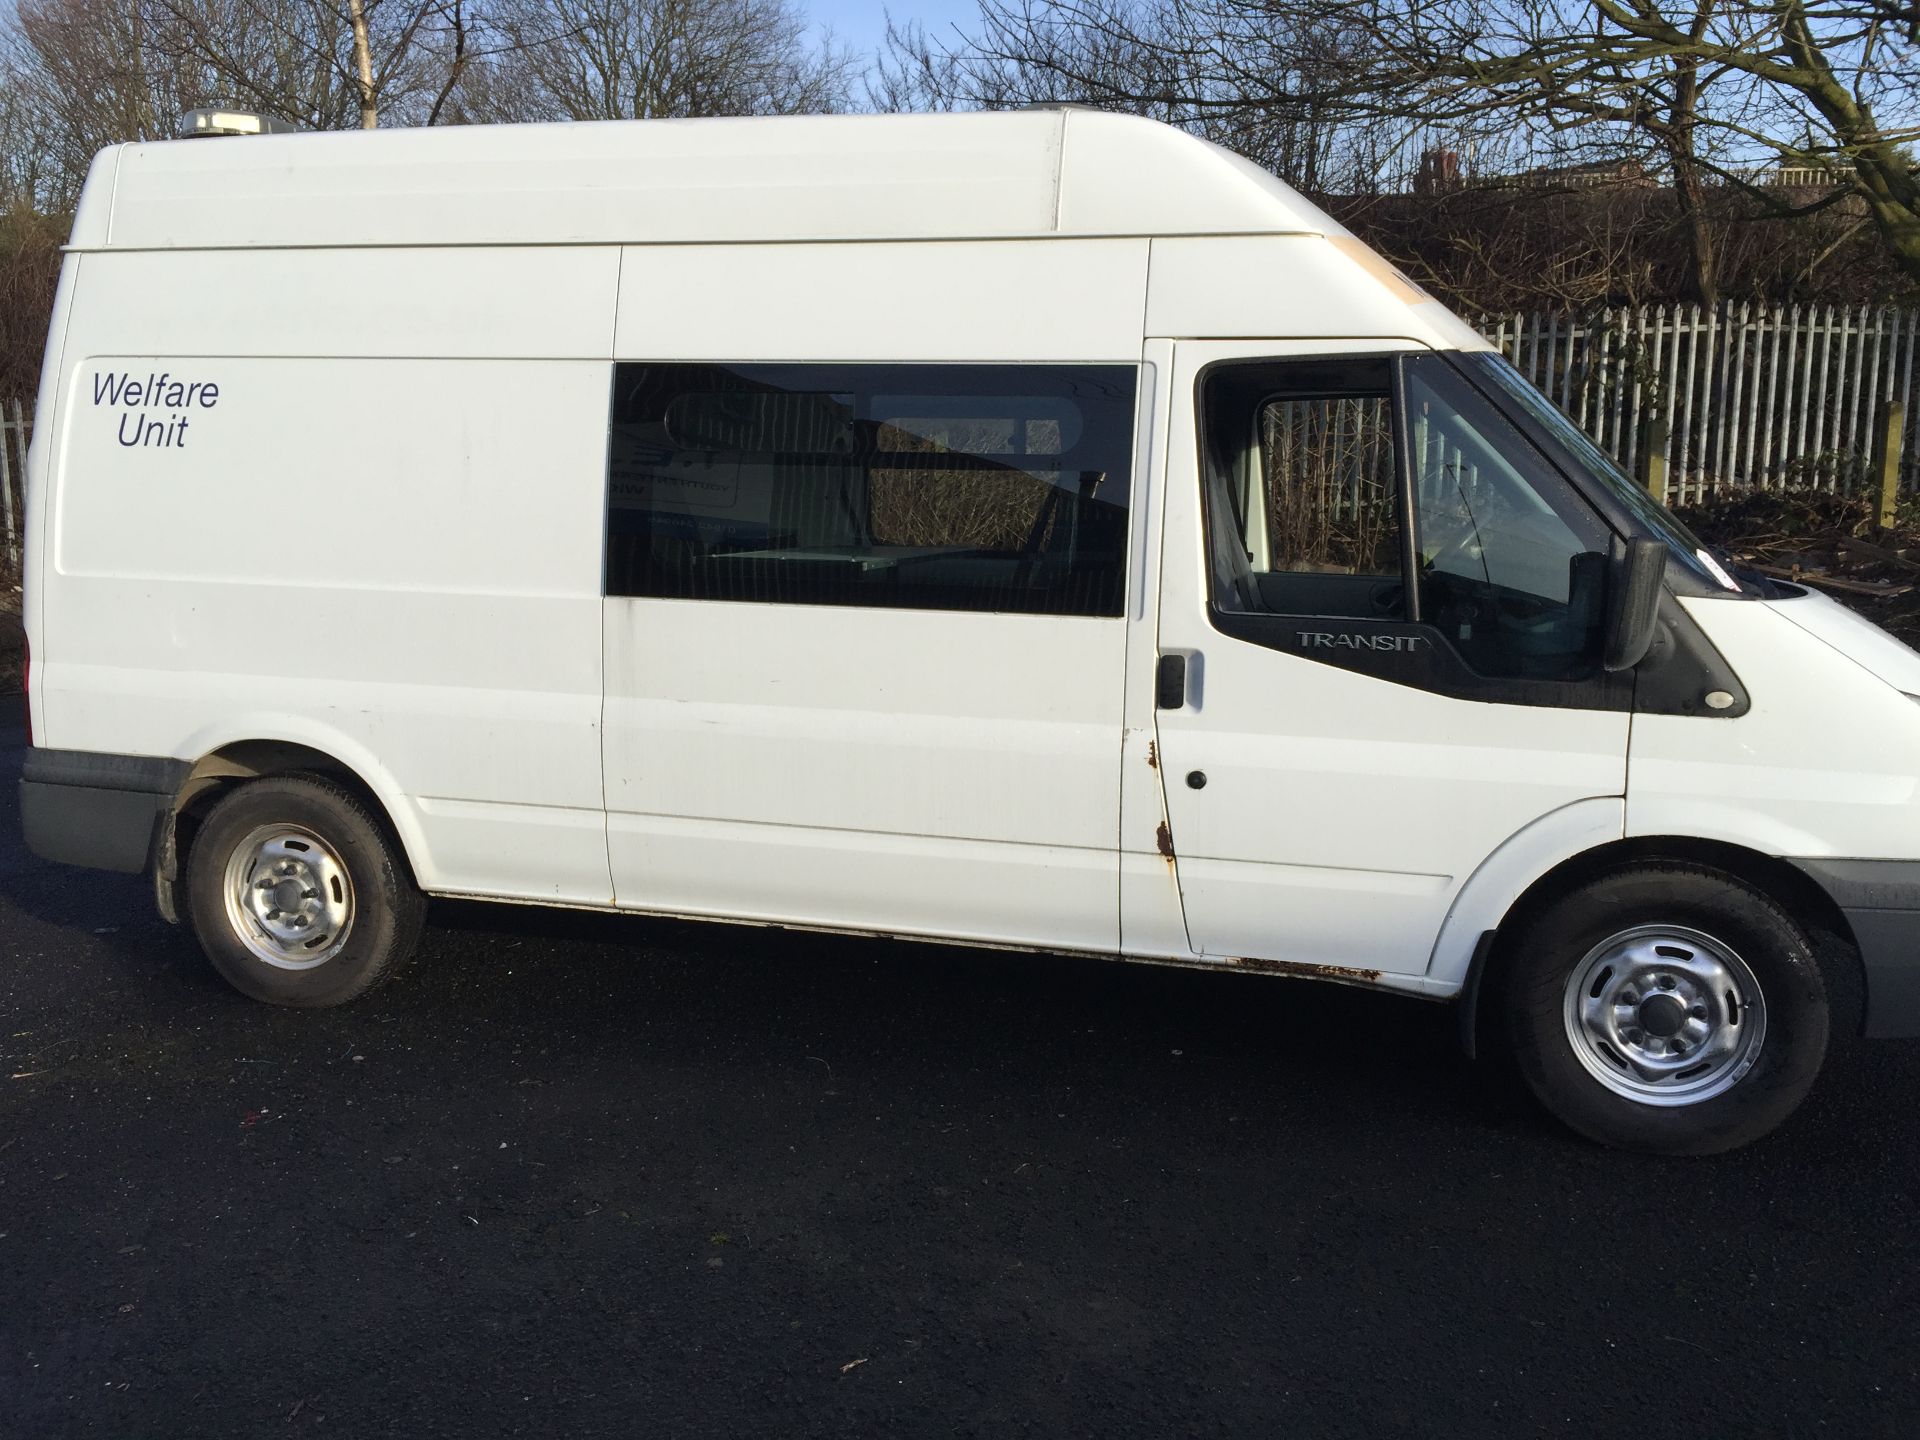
xmin=3 ymin=719 xmax=1918 ymax=1437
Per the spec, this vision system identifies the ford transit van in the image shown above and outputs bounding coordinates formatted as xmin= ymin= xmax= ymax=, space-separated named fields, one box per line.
xmin=18 ymin=110 xmax=1920 ymax=1153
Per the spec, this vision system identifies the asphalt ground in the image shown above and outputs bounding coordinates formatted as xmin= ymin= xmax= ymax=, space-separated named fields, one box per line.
xmin=3 ymin=716 xmax=1919 ymax=1437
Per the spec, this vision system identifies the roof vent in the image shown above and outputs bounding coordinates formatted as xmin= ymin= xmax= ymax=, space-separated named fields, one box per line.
xmin=180 ymin=108 xmax=303 ymax=139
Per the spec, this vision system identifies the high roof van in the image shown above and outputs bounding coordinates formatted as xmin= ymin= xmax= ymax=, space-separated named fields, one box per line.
xmin=18 ymin=110 xmax=1920 ymax=1153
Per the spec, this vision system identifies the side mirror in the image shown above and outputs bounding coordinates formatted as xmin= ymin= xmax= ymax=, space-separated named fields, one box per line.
xmin=1604 ymin=537 xmax=1666 ymax=672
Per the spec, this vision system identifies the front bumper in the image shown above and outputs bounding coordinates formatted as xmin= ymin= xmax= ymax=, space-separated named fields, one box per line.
xmin=1789 ymin=858 xmax=1920 ymax=1038
xmin=20 ymin=748 xmax=190 ymax=875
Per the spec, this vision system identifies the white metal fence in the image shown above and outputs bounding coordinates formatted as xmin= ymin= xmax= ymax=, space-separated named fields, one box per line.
xmin=2 ymin=398 xmax=28 ymax=589
xmin=1484 ymin=304 xmax=1920 ymax=505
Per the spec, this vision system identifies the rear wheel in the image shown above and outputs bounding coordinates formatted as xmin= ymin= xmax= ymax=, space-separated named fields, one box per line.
xmin=1503 ymin=866 xmax=1827 ymax=1155
xmin=186 ymin=774 xmax=425 ymax=1007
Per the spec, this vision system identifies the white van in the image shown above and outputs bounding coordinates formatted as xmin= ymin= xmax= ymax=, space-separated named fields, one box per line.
xmin=17 ymin=110 xmax=1920 ymax=1153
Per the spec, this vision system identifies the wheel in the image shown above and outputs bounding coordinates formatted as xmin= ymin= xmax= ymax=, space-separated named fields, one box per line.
xmin=185 ymin=774 xmax=426 ymax=1007
xmin=1503 ymin=865 xmax=1828 ymax=1155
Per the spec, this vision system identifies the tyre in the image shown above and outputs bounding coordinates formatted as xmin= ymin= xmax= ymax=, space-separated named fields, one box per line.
xmin=1503 ymin=865 xmax=1828 ymax=1155
xmin=185 ymin=774 xmax=426 ymax=1007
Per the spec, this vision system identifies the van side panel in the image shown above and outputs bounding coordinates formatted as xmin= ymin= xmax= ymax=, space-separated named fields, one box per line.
xmin=613 ymin=239 xmax=1151 ymax=363
xmin=1146 ymin=235 xmax=1490 ymax=352
xmin=40 ymin=247 xmax=619 ymax=902
xmin=49 ymin=247 xmax=618 ymax=360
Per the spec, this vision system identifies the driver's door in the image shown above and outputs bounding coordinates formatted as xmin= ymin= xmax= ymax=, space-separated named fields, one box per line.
xmin=1148 ymin=340 xmax=1630 ymax=975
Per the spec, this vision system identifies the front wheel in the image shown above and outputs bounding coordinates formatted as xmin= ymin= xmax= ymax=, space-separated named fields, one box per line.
xmin=1503 ymin=866 xmax=1828 ymax=1155
xmin=186 ymin=774 xmax=426 ymax=1007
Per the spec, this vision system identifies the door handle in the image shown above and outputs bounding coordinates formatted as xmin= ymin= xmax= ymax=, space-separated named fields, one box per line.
xmin=1156 ymin=654 xmax=1187 ymax=709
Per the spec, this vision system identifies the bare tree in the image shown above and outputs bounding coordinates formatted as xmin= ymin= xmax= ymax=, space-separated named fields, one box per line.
xmin=457 ymin=0 xmax=854 ymax=122
xmin=0 ymin=0 xmax=491 ymax=209
xmin=144 ymin=0 xmax=471 ymax=128
xmin=875 ymin=0 xmax=1402 ymax=192
xmin=908 ymin=0 xmax=1920 ymax=288
xmin=5 ymin=0 xmax=191 ymax=202
xmin=0 ymin=0 xmax=855 ymax=213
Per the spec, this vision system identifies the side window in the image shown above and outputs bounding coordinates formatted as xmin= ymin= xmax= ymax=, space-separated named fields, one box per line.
xmin=605 ymin=363 xmax=1136 ymax=617
xmin=1201 ymin=355 xmax=1611 ymax=683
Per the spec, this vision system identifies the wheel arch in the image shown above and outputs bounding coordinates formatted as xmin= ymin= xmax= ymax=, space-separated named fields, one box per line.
xmin=1462 ymin=835 xmax=1866 ymax=1056
xmin=158 ymin=731 xmax=431 ymax=918
xmin=1495 ymin=835 xmax=1857 ymax=958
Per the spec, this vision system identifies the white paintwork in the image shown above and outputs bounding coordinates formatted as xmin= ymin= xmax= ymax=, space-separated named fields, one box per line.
xmin=613 ymin=239 xmax=1150 ymax=363
xmin=66 ymin=247 xmax=622 ymax=359
xmin=34 ymin=110 xmax=1920 ymax=1011
xmin=602 ymin=601 xmax=1127 ymax=949
xmin=1424 ymin=797 xmax=1628 ymax=988
xmin=64 ymin=147 xmax=119 ymax=249
xmin=78 ymin=110 xmax=1342 ymax=253
xmin=1628 ymin=597 xmax=1920 ymax=861
xmin=1147 ymin=340 xmax=1630 ymax=976
xmin=1766 ymin=586 xmax=1920 ymax=695
xmin=1145 ymin=236 xmax=1491 ymax=354
xmin=19 ymin=206 xmax=83 ymax=748
xmin=596 ymin=234 xmax=1147 ymax=950
xmin=44 ymin=355 xmax=612 ymax=900
xmin=1117 ymin=343 xmax=1192 ymax=962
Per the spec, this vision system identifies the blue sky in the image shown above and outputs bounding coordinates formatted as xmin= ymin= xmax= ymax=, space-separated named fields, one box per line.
xmin=809 ymin=1 xmax=982 ymax=60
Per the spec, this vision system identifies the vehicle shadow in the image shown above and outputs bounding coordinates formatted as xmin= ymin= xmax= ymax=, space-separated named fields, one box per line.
xmin=0 ymin=713 xmax=1534 ymax=1140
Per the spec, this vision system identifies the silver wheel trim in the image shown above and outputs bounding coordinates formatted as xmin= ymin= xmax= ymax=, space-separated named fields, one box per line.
xmin=221 ymin=824 xmax=356 ymax=970
xmin=1561 ymin=923 xmax=1768 ymax=1107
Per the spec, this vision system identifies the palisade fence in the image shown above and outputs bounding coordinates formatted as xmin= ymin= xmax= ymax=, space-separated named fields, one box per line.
xmin=1482 ymin=304 xmax=1920 ymax=505
xmin=2 ymin=398 xmax=28 ymax=591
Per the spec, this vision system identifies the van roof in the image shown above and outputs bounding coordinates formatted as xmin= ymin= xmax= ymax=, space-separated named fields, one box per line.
xmin=72 ymin=109 xmax=1353 ymax=251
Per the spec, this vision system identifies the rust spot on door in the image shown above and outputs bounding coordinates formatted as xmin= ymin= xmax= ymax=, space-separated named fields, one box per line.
xmin=1154 ymin=821 xmax=1174 ymax=860
xmin=1146 ymin=741 xmax=1158 ymax=770
xmin=1226 ymin=955 xmax=1384 ymax=985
